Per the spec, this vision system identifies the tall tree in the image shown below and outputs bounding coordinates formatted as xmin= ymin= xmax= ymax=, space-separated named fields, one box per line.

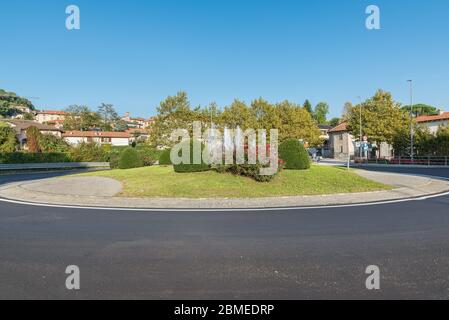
xmin=303 ymin=99 xmax=313 ymax=114
xmin=219 ymin=99 xmax=255 ymax=130
xmin=402 ymin=104 xmax=439 ymax=117
xmin=26 ymin=126 xmax=42 ymax=153
xmin=63 ymin=105 xmax=102 ymax=131
xmin=313 ymin=102 xmax=329 ymax=124
xmin=149 ymin=92 xmax=199 ymax=148
xmin=275 ymin=100 xmax=322 ymax=146
xmin=347 ymin=90 xmax=408 ymax=146
xmin=97 ymin=103 xmax=121 ymax=131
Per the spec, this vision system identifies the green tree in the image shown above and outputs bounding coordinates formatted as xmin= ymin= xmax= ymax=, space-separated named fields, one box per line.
xmin=63 ymin=105 xmax=102 ymax=131
xmin=38 ymin=134 xmax=70 ymax=153
xmin=328 ymin=117 xmax=340 ymax=127
xmin=313 ymin=102 xmax=329 ymax=124
xmin=402 ymin=104 xmax=439 ymax=117
xmin=250 ymin=98 xmax=280 ymax=132
xmin=0 ymin=125 xmax=18 ymax=152
xmin=303 ymin=99 xmax=313 ymax=114
xmin=0 ymin=89 xmax=35 ymax=118
xmin=25 ymin=126 xmax=42 ymax=153
xmin=275 ymin=101 xmax=322 ymax=146
xmin=347 ymin=90 xmax=408 ymax=151
xmin=219 ymin=99 xmax=255 ymax=130
xmin=149 ymin=92 xmax=199 ymax=148
xmin=97 ymin=103 xmax=122 ymax=131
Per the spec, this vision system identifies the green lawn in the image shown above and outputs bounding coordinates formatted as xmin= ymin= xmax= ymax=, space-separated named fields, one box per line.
xmin=72 ymin=165 xmax=392 ymax=198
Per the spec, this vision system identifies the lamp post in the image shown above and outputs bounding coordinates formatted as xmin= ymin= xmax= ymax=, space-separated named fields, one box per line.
xmin=358 ymin=96 xmax=363 ymax=159
xmin=407 ymin=80 xmax=414 ymax=161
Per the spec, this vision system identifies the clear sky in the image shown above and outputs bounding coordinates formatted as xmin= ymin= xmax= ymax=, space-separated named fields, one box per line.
xmin=1 ymin=0 xmax=448 ymax=118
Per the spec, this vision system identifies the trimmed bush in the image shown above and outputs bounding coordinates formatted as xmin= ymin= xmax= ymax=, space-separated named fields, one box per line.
xmin=173 ymin=140 xmax=210 ymax=173
xmin=136 ymin=146 xmax=161 ymax=166
xmin=118 ymin=147 xmax=144 ymax=169
xmin=279 ymin=139 xmax=311 ymax=170
xmin=158 ymin=149 xmax=172 ymax=165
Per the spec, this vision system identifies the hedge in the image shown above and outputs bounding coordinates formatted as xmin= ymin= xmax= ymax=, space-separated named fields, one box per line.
xmin=173 ymin=140 xmax=210 ymax=173
xmin=159 ymin=149 xmax=172 ymax=165
xmin=0 ymin=152 xmax=71 ymax=164
xmin=279 ymin=139 xmax=311 ymax=170
xmin=118 ymin=148 xmax=144 ymax=169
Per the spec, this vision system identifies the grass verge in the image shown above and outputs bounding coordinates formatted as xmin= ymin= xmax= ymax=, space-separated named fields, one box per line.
xmin=71 ymin=165 xmax=393 ymax=198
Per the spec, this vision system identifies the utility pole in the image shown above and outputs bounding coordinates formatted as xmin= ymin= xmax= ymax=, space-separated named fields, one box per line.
xmin=407 ymin=80 xmax=414 ymax=161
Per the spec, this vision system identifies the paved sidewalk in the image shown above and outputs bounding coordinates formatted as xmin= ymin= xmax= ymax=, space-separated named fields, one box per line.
xmin=0 ymin=170 xmax=448 ymax=209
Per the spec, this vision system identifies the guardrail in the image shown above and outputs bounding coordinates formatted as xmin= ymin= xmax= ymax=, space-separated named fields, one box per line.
xmin=354 ymin=156 xmax=449 ymax=167
xmin=0 ymin=162 xmax=111 ymax=171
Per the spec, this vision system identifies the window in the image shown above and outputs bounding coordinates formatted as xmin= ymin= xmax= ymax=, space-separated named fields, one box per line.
xmin=101 ymin=137 xmax=111 ymax=143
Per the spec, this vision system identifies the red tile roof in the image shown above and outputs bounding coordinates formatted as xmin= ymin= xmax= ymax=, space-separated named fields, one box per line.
xmin=62 ymin=131 xmax=131 ymax=138
xmin=328 ymin=122 xmax=348 ymax=133
xmin=37 ymin=110 xmax=67 ymax=115
xmin=415 ymin=112 xmax=449 ymax=123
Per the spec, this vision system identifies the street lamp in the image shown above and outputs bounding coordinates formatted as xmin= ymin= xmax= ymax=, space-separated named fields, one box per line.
xmin=407 ymin=80 xmax=414 ymax=161
xmin=357 ymin=96 xmax=363 ymax=159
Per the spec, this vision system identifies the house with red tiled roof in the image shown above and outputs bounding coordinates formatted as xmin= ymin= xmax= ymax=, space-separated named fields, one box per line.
xmin=35 ymin=110 xmax=67 ymax=124
xmin=415 ymin=111 xmax=449 ymax=134
xmin=63 ymin=131 xmax=131 ymax=146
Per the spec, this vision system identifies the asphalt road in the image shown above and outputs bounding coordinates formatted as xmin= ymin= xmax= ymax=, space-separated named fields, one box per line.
xmin=1 ymin=168 xmax=449 ymax=299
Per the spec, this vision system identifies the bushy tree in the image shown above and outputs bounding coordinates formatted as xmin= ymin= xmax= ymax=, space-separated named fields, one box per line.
xmin=303 ymin=99 xmax=313 ymax=114
xmin=0 ymin=126 xmax=18 ymax=152
xmin=149 ymin=92 xmax=200 ymax=148
xmin=25 ymin=126 xmax=42 ymax=153
xmin=402 ymin=104 xmax=438 ymax=117
xmin=38 ymin=134 xmax=70 ymax=153
xmin=347 ymin=90 xmax=407 ymax=146
xmin=313 ymin=102 xmax=329 ymax=124
xmin=0 ymin=89 xmax=35 ymax=118
xmin=63 ymin=105 xmax=102 ymax=131
xmin=275 ymin=101 xmax=322 ymax=146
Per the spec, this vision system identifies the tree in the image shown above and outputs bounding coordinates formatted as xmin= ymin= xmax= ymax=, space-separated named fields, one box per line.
xmin=313 ymin=102 xmax=329 ymax=124
xmin=250 ymin=98 xmax=280 ymax=132
xmin=22 ymin=112 xmax=35 ymax=120
xmin=38 ymin=134 xmax=70 ymax=153
xmin=328 ymin=117 xmax=340 ymax=127
xmin=402 ymin=104 xmax=438 ymax=117
xmin=347 ymin=90 xmax=408 ymax=155
xmin=275 ymin=101 xmax=322 ymax=146
xmin=149 ymin=92 xmax=200 ymax=148
xmin=63 ymin=105 xmax=102 ymax=131
xmin=0 ymin=125 xmax=18 ymax=152
xmin=341 ymin=102 xmax=353 ymax=121
xmin=97 ymin=103 xmax=122 ymax=131
xmin=0 ymin=89 xmax=35 ymax=118
xmin=26 ymin=126 xmax=42 ymax=153
xmin=219 ymin=99 xmax=255 ymax=130
xmin=303 ymin=99 xmax=313 ymax=114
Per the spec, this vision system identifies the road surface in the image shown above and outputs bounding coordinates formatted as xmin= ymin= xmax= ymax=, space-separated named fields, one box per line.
xmin=1 ymin=168 xmax=449 ymax=299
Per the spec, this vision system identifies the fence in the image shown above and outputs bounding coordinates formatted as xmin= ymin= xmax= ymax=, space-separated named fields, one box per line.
xmin=354 ymin=156 xmax=449 ymax=167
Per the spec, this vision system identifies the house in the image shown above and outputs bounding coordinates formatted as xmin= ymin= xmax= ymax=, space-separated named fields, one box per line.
xmin=63 ymin=131 xmax=131 ymax=146
xmin=415 ymin=111 xmax=449 ymax=134
xmin=122 ymin=113 xmax=155 ymax=129
xmin=328 ymin=122 xmax=393 ymax=159
xmin=1 ymin=119 xmax=63 ymax=149
xmin=35 ymin=110 xmax=67 ymax=124
xmin=328 ymin=123 xmax=355 ymax=160
xmin=126 ymin=128 xmax=150 ymax=143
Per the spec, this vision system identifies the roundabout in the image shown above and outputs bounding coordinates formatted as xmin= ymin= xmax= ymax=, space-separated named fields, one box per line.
xmin=1 ymin=167 xmax=449 ymax=299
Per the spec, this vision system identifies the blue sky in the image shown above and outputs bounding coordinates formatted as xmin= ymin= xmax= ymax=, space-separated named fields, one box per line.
xmin=1 ymin=0 xmax=448 ymax=118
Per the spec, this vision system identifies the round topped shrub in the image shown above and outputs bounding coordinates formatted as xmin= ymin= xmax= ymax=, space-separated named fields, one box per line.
xmin=279 ymin=139 xmax=311 ymax=170
xmin=158 ymin=149 xmax=172 ymax=165
xmin=118 ymin=147 xmax=144 ymax=169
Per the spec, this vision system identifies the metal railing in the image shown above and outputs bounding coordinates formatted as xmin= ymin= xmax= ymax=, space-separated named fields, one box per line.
xmin=354 ymin=156 xmax=449 ymax=167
